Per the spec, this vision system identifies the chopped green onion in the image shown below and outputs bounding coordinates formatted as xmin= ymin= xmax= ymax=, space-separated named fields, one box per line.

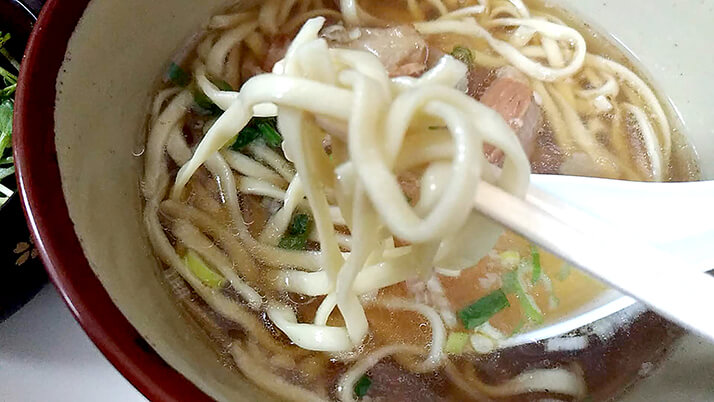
xmin=428 ymin=125 xmax=447 ymax=130
xmin=0 ymin=100 xmax=12 ymax=152
xmin=212 ymin=78 xmax=234 ymax=91
xmin=230 ymin=116 xmax=281 ymax=150
xmin=501 ymin=270 xmax=518 ymax=294
xmin=230 ymin=125 xmax=261 ymax=150
xmin=450 ymin=45 xmax=474 ymax=67
xmin=445 ymin=332 xmax=470 ymax=354
xmin=498 ymin=250 xmax=520 ymax=268
xmin=530 ymin=244 xmax=542 ymax=284
xmin=183 ymin=249 xmax=226 ymax=288
xmin=354 ymin=374 xmax=372 ymax=398
xmin=190 ymin=77 xmax=233 ymax=115
xmin=458 ymin=289 xmax=510 ymax=330
xmin=191 ymin=86 xmax=221 ymax=116
xmin=502 ymin=269 xmax=544 ymax=324
xmin=279 ymin=213 xmax=312 ymax=250
xmin=167 ymin=62 xmax=191 ymax=87
xmin=510 ymin=319 xmax=526 ymax=336
xmin=257 ymin=119 xmax=283 ymax=147
xmin=558 ymin=262 xmax=573 ymax=281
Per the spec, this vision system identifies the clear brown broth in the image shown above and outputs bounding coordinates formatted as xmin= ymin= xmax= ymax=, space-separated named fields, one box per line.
xmin=153 ymin=0 xmax=699 ymax=400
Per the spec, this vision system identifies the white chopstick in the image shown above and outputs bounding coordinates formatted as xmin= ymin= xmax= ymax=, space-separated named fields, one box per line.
xmin=474 ymin=180 xmax=714 ymax=343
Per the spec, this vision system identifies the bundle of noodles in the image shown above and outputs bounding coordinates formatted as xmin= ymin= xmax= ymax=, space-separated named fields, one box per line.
xmin=170 ymin=14 xmax=530 ymax=353
xmin=140 ymin=0 xmax=680 ymax=400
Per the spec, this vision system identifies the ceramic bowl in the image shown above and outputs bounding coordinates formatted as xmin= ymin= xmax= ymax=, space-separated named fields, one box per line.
xmin=14 ymin=0 xmax=714 ymax=400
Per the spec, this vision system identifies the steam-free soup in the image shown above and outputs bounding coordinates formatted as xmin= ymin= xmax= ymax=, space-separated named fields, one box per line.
xmin=142 ymin=0 xmax=698 ymax=400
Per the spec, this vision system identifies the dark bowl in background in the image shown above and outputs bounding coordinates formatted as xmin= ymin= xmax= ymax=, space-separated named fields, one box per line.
xmin=0 ymin=0 xmax=46 ymax=321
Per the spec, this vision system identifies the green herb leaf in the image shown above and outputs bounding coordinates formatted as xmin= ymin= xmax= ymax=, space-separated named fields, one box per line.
xmin=288 ymin=213 xmax=310 ymax=235
xmin=0 ymin=33 xmax=10 ymax=49
xmin=279 ymin=213 xmax=312 ymax=250
xmin=167 ymin=62 xmax=191 ymax=87
xmin=0 ymin=99 xmax=12 ymax=154
xmin=354 ymin=374 xmax=372 ymax=398
xmin=0 ymin=165 xmax=14 ymax=180
xmin=450 ymin=45 xmax=474 ymax=67
xmin=0 ymin=33 xmax=17 ymax=201
xmin=530 ymin=244 xmax=542 ymax=284
xmin=458 ymin=289 xmax=510 ymax=329
xmin=183 ymin=249 xmax=226 ymax=288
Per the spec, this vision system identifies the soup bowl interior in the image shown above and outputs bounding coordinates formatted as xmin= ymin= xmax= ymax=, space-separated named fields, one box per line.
xmin=15 ymin=0 xmax=714 ymax=400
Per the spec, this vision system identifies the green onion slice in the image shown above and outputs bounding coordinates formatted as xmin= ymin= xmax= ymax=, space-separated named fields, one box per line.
xmin=183 ymin=249 xmax=226 ymax=288
xmin=354 ymin=374 xmax=372 ymax=398
xmin=530 ymin=244 xmax=542 ymax=284
xmin=458 ymin=289 xmax=510 ymax=330
xmin=167 ymin=62 xmax=191 ymax=87
xmin=230 ymin=116 xmax=282 ymax=150
xmin=502 ymin=269 xmax=544 ymax=324
xmin=450 ymin=45 xmax=474 ymax=67
xmin=445 ymin=332 xmax=470 ymax=354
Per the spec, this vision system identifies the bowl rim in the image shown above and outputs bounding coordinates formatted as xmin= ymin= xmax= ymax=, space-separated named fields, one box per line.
xmin=13 ymin=0 xmax=210 ymax=400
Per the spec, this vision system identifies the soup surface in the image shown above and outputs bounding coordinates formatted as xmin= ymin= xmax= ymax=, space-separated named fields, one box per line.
xmin=142 ymin=0 xmax=698 ymax=400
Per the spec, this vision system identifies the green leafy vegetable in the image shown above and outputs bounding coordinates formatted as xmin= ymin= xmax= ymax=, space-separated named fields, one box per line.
xmin=354 ymin=374 xmax=372 ymax=398
xmin=502 ymin=269 xmax=544 ymax=324
xmin=458 ymin=289 xmax=510 ymax=330
xmin=0 ymin=33 xmax=18 ymax=201
xmin=530 ymin=244 xmax=542 ymax=284
xmin=167 ymin=62 xmax=191 ymax=87
xmin=445 ymin=332 xmax=470 ymax=354
xmin=183 ymin=249 xmax=226 ymax=288
xmin=0 ymin=33 xmax=19 ymax=71
xmin=450 ymin=45 xmax=474 ymax=67
xmin=230 ymin=116 xmax=282 ymax=150
xmin=0 ymin=167 xmax=14 ymax=181
xmin=278 ymin=213 xmax=312 ymax=250
xmin=0 ymin=100 xmax=12 ymax=151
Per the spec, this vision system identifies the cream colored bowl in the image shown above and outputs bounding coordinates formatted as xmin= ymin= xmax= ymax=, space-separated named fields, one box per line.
xmin=15 ymin=0 xmax=714 ymax=400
